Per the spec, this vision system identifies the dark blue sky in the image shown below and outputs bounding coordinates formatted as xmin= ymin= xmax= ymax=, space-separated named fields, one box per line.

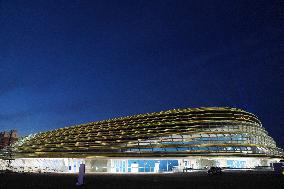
xmin=0 ymin=0 xmax=283 ymax=148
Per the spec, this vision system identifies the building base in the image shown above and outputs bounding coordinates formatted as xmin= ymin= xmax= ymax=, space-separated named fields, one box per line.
xmin=5 ymin=156 xmax=282 ymax=173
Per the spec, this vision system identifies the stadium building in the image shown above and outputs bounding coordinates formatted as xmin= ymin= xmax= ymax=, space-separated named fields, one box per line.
xmin=2 ymin=107 xmax=284 ymax=173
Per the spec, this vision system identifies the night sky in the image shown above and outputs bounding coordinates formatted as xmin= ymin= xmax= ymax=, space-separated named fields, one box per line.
xmin=0 ymin=1 xmax=283 ymax=148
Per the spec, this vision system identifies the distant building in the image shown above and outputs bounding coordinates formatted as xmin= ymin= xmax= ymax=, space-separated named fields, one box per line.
xmin=8 ymin=108 xmax=284 ymax=173
xmin=0 ymin=130 xmax=18 ymax=149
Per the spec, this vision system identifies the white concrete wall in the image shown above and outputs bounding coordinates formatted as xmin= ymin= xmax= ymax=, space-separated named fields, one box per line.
xmin=6 ymin=157 xmax=283 ymax=173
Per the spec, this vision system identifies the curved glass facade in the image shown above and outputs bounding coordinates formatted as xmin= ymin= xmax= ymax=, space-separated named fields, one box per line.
xmin=13 ymin=107 xmax=283 ymax=158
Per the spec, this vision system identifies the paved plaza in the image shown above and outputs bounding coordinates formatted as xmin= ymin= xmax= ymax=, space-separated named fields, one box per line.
xmin=0 ymin=171 xmax=283 ymax=189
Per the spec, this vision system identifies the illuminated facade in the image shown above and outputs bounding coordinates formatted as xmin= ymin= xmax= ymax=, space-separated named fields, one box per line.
xmin=4 ymin=107 xmax=284 ymax=173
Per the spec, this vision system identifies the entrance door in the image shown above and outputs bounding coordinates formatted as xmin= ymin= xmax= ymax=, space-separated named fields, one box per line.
xmin=131 ymin=163 xmax=139 ymax=173
xmin=154 ymin=163 xmax=159 ymax=173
